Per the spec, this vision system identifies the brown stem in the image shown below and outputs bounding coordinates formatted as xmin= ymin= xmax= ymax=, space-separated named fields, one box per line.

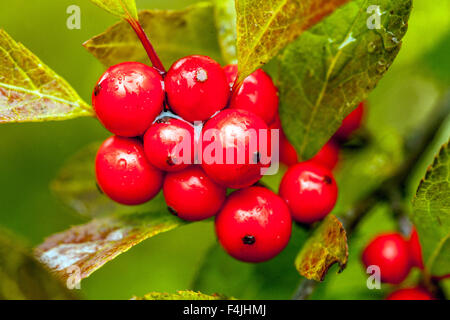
xmin=126 ymin=18 xmax=166 ymax=73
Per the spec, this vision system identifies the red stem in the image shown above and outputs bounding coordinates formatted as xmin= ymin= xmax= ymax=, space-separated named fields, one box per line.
xmin=126 ymin=18 xmax=166 ymax=73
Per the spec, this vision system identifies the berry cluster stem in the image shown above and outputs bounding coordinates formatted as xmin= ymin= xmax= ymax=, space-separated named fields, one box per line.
xmin=126 ymin=18 xmax=166 ymax=74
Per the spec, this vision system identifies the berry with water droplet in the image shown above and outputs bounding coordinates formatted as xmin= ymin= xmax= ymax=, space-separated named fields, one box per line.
xmin=279 ymin=161 xmax=338 ymax=223
xmin=143 ymin=116 xmax=195 ymax=172
xmin=165 ymin=55 xmax=229 ymax=122
xmin=92 ymin=62 xmax=164 ymax=137
xmin=215 ymin=186 xmax=292 ymax=262
xmin=163 ymin=167 xmax=226 ymax=221
xmin=95 ymin=136 xmax=163 ymax=205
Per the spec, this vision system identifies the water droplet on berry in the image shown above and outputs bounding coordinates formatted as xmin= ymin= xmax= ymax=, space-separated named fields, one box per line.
xmin=196 ymin=68 xmax=208 ymax=82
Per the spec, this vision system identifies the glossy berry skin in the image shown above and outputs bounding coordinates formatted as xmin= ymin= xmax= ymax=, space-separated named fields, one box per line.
xmin=93 ymin=62 xmax=164 ymax=137
xmin=201 ymin=109 xmax=271 ymax=189
xmin=362 ymin=233 xmax=411 ymax=284
xmin=334 ymin=102 xmax=365 ymax=140
xmin=386 ymin=288 xmax=434 ymax=300
xmin=269 ymin=116 xmax=298 ymax=166
xmin=215 ymin=186 xmax=292 ymax=263
xmin=165 ymin=55 xmax=229 ymax=122
xmin=223 ymin=64 xmax=238 ymax=90
xmin=279 ymin=162 xmax=338 ymax=224
xmin=409 ymin=228 xmax=424 ymax=269
xmin=95 ymin=136 xmax=163 ymax=205
xmin=163 ymin=167 xmax=226 ymax=221
xmin=310 ymin=140 xmax=339 ymax=170
xmin=226 ymin=65 xmax=279 ymax=125
xmin=144 ymin=116 xmax=195 ymax=172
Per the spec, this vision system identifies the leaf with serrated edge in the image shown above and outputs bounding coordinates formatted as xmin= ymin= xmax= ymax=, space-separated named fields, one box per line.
xmin=132 ymin=290 xmax=233 ymax=300
xmin=83 ymin=3 xmax=222 ymax=68
xmin=0 ymin=228 xmax=76 ymax=300
xmin=0 ymin=29 xmax=92 ymax=123
xmin=90 ymin=0 xmax=138 ymax=20
xmin=295 ymin=215 xmax=348 ymax=281
xmin=235 ymin=0 xmax=349 ymax=82
xmin=411 ymin=140 xmax=450 ymax=277
xmin=35 ymin=206 xmax=186 ymax=283
xmin=277 ymin=0 xmax=412 ymax=159
xmin=51 ymin=142 xmax=166 ymax=218
xmin=214 ymin=0 xmax=237 ymax=64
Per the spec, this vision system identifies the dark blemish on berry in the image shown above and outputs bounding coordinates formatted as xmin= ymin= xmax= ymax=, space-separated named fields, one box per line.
xmin=168 ymin=207 xmax=178 ymax=216
xmin=253 ymin=151 xmax=261 ymax=164
xmin=242 ymin=235 xmax=256 ymax=245
xmin=156 ymin=116 xmax=172 ymax=124
xmin=94 ymin=84 xmax=102 ymax=96
xmin=166 ymin=157 xmax=176 ymax=166
xmin=324 ymin=175 xmax=333 ymax=185
xmin=96 ymin=183 xmax=104 ymax=194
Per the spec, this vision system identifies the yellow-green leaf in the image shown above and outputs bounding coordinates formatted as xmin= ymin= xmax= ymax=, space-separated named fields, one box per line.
xmin=83 ymin=3 xmax=223 ymax=68
xmin=89 ymin=0 xmax=138 ymax=20
xmin=411 ymin=140 xmax=450 ymax=277
xmin=214 ymin=0 xmax=237 ymax=64
xmin=295 ymin=215 xmax=348 ymax=281
xmin=235 ymin=0 xmax=349 ymax=82
xmin=277 ymin=0 xmax=412 ymax=159
xmin=35 ymin=206 xmax=186 ymax=283
xmin=133 ymin=290 xmax=233 ymax=300
xmin=0 ymin=228 xmax=76 ymax=300
xmin=0 ymin=29 xmax=92 ymax=123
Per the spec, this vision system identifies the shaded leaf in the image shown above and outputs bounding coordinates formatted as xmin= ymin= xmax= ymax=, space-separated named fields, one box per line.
xmin=51 ymin=142 xmax=165 ymax=218
xmin=35 ymin=206 xmax=186 ymax=283
xmin=133 ymin=290 xmax=232 ymax=300
xmin=411 ymin=140 xmax=450 ymax=277
xmin=83 ymin=3 xmax=223 ymax=68
xmin=235 ymin=0 xmax=349 ymax=82
xmin=277 ymin=0 xmax=412 ymax=159
xmin=0 ymin=29 xmax=92 ymax=123
xmin=295 ymin=215 xmax=348 ymax=281
xmin=89 ymin=0 xmax=138 ymax=20
xmin=214 ymin=0 xmax=237 ymax=64
xmin=0 ymin=228 xmax=76 ymax=300
xmin=193 ymin=224 xmax=309 ymax=299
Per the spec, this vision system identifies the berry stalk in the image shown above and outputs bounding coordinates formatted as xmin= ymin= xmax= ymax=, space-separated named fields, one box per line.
xmin=126 ymin=18 xmax=166 ymax=73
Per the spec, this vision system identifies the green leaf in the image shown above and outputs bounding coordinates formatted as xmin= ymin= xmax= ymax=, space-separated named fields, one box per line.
xmin=35 ymin=206 xmax=187 ymax=283
xmin=83 ymin=3 xmax=223 ymax=68
xmin=133 ymin=290 xmax=233 ymax=300
xmin=89 ymin=0 xmax=138 ymax=20
xmin=193 ymin=224 xmax=309 ymax=299
xmin=51 ymin=142 xmax=166 ymax=218
xmin=0 ymin=29 xmax=92 ymax=123
xmin=213 ymin=0 xmax=237 ymax=64
xmin=235 ymin=0 xmax=350 ymax=82
xmin=0 ymin=228 xmax=76 ymax=300
xmin=277 ymin=0 xmax=412 ymax=159
xmin=295 ymin=215 xmax=348 ymax=282
xmin=411 ymin=140 xmax=450 ymax=277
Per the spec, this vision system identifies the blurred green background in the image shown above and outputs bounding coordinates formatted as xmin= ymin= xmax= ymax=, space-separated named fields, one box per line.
xmin=0 ymin=0 xmax=449 ymax=299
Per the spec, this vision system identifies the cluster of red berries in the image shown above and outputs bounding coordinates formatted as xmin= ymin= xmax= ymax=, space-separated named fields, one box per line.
xmin=362 ymin=228 xmax=435 ymax=300
xmin=92 ymin=55 xmax=362 ymax=263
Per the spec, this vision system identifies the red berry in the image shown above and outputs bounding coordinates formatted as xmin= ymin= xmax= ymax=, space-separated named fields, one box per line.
xmin=93 ymin=62 xmax=164 ymax=137
xmin=215 ymin=186 xmax=292 ymax=263
xmin=310 ymin=140 xmax=339 ymax=170
xmin=334 ymin=102 xmax=365 ymax=140
xmin=227 ymin=65 xmax=279 ymax=125
xmin=362 ymin=233 xmax=411 ymax=284
xmin=279 ymin=162 xmax=338 ymax=224
xmin=163 ymin=166 xmax=226 ymax=221
xmin=409 ymin=228 xmax=424 ymax=269
xmin=143 ymin=116 xmax=195 ymax=172
xmin=201 ymin=109 xmax=271 ymax=189
xmin=223 ymin=64 xmax=238 ymax=89
xmin=386 ymin=287 xmax=434 ymax=300
xmin=165 ymin=55 xmax=229 ymax=122
xmin=95 ymin=136 xmax=163 ymax=205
